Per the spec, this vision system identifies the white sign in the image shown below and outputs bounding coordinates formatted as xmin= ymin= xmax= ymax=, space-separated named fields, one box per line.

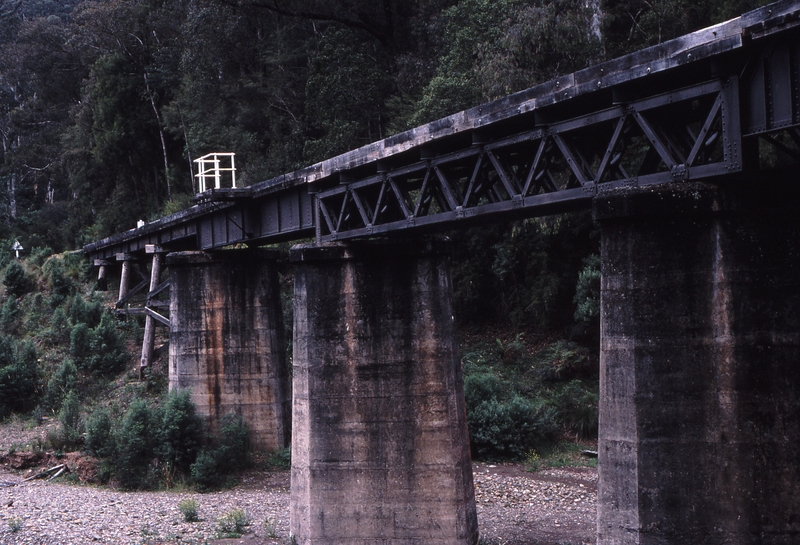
xmin=11 ymin=240 xmax=22 ymax=258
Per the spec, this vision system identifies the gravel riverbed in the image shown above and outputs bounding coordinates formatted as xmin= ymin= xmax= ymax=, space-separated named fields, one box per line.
xmin=0 ymin=457 xmax=596 ymax=545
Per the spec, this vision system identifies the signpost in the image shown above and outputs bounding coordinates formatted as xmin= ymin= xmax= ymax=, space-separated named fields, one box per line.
xmin=11 ymin=241 xmax=22 ymax=259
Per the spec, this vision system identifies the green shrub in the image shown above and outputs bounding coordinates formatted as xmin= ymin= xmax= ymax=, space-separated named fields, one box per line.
xmin=44 ymin=359 xmax=78 ymax=411
xmin=524 ymin=450 xmax=541 ymax=472
xmin=574 ymin=254 xmax=600 ymax=324
xmin=3 ymin=260 xmax=31 ymax=297
xmin=216 ymin=508 xmax=250 ymax=538
xmin=496 ymin=334 xmax=528 ymax=366
xmin=531 ymin=340 xmax=594 ymax=382
xmin=0 ymin=296 xmax=20 ymax=333
xmin=468 ymin=395 xmax=557 ymax=459
xmin=81 ymin=396 xmax=247 ymax=490
xmin=70 ymin=314 xmax=129 ymax=375
xmin=0 ymin=336 xmax=39 ymax=415
xmin=178 ymin=498 xmax=200 ymax=522
xmin=266 ymin=447 xmax=291 ymax=470
xmin=551 ymin=380 xmax=598 ymax=438
xmin=25 ymin=292 xmax=46 ymax=330
xmin=42 ymin=258 xmax=74 ymax=307
xmin=43 ymin=307 xmax=69 ymax=345
xmin=85 ymin=408 xmax=116 ymax=459
xmin=87 ymin=313 xmax=129 ymax=375
xmin=61 ymin=251 xmax=90 ymax=284
xmin=0 ymin=244 xmax=11 ymax=271
xmin=216 ymin=413 xmax=250 ymax=469
xmin=157 ymin=390 xmax=204 ymax=477
xmin=190 ymin=448 xmax=218 ymax=490
xmin=7 ymin=516 xmax=23 ymax=533
xmin=68 ymin=294 xmax=103 ymax=329
xmin=263 ymin=516 xmax=280 ymax=538
xmin=464 ymin=372 xmax=506 ymax=412
xmin=58 ymin=390 xmax=83 ymax=446
xmin=69 ymin=323 xmax=92 ymax=364
xmin=188 ymin=413 xmax=250 ymax=490
xmin=29 ymin=246 xmax=53 ymax=267
xmin=115 ymin=400 xmax=157 ymax=489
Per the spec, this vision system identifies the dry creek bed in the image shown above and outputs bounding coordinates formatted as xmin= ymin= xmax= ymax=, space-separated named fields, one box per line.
xmin=0 ymin=457 xmax=595 ymax=545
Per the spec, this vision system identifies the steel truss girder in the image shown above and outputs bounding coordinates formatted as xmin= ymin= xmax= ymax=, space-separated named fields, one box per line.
xmin=316 ymin=78 xmax=742 ymax=241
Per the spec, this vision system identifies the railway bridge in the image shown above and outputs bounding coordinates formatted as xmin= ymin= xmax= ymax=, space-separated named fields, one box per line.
xmin=85 ymin=2 xmax=800 ymax=543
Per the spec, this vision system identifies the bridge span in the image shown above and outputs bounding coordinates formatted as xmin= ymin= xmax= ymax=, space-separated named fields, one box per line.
xmin=85 ymin=2 xmax=800 ymax=544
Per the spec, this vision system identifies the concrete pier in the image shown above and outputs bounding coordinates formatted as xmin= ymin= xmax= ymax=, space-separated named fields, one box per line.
xmin=595 ymin=181 xmax=800 ymax=544
xmin=290 ymin=240 xmax=478 ymax=545
xmin=167 ymin=250 xmax=290 ymax=452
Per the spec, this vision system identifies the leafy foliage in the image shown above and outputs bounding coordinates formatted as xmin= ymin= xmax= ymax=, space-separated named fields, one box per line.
xmin=114 ymin=399 xmax=158 ymax=489
xmin=42 ymin=257 xmax=75 ymax=307
xmin=468 ymin=394 xmax=558 ymax=459
xmin=156 ymin=390 xmax=204 ymax=477
xmin=552 ymin=380 xmax=599 ymax=437
xmin=190 ymin=448 xmax=219 ymax=490
xmin=574 ymin=254 xmax=601 ymax=324
xmin=178 ymin=498 xmax=200 ymax=523
xmin=452 ymin=214 xmax=598 ymax=329
xmin=0 ymin=335 xmax=39 ymax=416
xmin=190 ymin=413 xmax=251 ymax=490
xmin=58 ymin=390 xmax=83 ymax=446
xmin=2 ymin=261 xmax=31 ymax=297
xmin=462 ymin=336 xmax=598 ymax=460
xmin=44 ymin=359 xmax=78 ymax=411
xmin=84 ymin=407 xmax=115 ymax=459
xmin=69 ymin=313 xmax=128 ymax=375
xmin=82 ymin=394 xmax=250 ymax=490
xmin=216 ymin=508 xmax=251 ymax=539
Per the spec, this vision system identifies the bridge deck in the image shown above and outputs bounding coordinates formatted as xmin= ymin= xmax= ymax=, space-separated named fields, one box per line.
xmin=84 ymin=0 xmax=800 ymax=261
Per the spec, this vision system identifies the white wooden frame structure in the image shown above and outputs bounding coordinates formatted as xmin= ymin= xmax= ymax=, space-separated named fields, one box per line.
xmin=194 ymin=152 xmax=237 ymax=193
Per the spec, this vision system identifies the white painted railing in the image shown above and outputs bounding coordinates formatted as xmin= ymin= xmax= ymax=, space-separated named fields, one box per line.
xmin=194 ymin=152 xmax=237 ymax=193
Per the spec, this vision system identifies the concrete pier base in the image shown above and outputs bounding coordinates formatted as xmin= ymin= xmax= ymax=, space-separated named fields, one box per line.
xmin=167 ymin=250 xmax=290 ymax=452
xmin=595 ymin=181 xmax=800 ymax=544
xmin=290 ymin=240 xmax=478 ymax=545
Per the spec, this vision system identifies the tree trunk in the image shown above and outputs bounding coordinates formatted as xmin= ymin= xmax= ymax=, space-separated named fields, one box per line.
xmin=144 ymin=72 xmax=171 ymax=200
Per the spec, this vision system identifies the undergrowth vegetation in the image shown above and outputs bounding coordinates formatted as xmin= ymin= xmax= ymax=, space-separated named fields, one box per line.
xmin=461 ymin=334 xmax=598 ymax=461
xmin=84 ymin=392 xmax=249 ymax=490
xmin=0 ymin=248 xmax=254 ymax=490
xmin=0 ymin=248 xmax=126 ymax=419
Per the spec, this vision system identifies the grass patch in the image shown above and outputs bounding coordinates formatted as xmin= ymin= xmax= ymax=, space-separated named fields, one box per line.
xmin=264 ymin=516 xmax=280 ymax=538
xmin=178 ymin=498 xmax=200 ymax=522
xmin=264 ymin=447 xmax=291 ymax=471
xmin=216 ymin=508 xmax=251 ymax=538
xmin=7 ymin=516 xmax=23 ymax=533
xmin=525 ymin=441 xmax=597 ymax=472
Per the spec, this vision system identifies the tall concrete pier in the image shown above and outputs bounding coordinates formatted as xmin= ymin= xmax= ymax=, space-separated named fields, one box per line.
xmin=595 ymin=181 xmax=800 ymax=544
xmin=167 ymin=250 xmax=290 ymax=452
xmin=290 ymin=240 xmax=478 ymax=545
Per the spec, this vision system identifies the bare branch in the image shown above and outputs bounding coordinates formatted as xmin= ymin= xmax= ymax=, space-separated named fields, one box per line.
xmin=216 ymin=0 xmax=391 ymax=47
xmin=0 ymin=0 xmax=22 ymax=19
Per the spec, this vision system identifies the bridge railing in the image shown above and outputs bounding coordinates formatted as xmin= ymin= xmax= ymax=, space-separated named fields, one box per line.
xmin=194 ymin=152 xmax=237 ymax=193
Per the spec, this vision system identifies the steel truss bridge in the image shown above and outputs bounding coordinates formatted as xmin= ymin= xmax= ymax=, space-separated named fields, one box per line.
xmin=84 ymin=0 xmax=800 ymax=263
